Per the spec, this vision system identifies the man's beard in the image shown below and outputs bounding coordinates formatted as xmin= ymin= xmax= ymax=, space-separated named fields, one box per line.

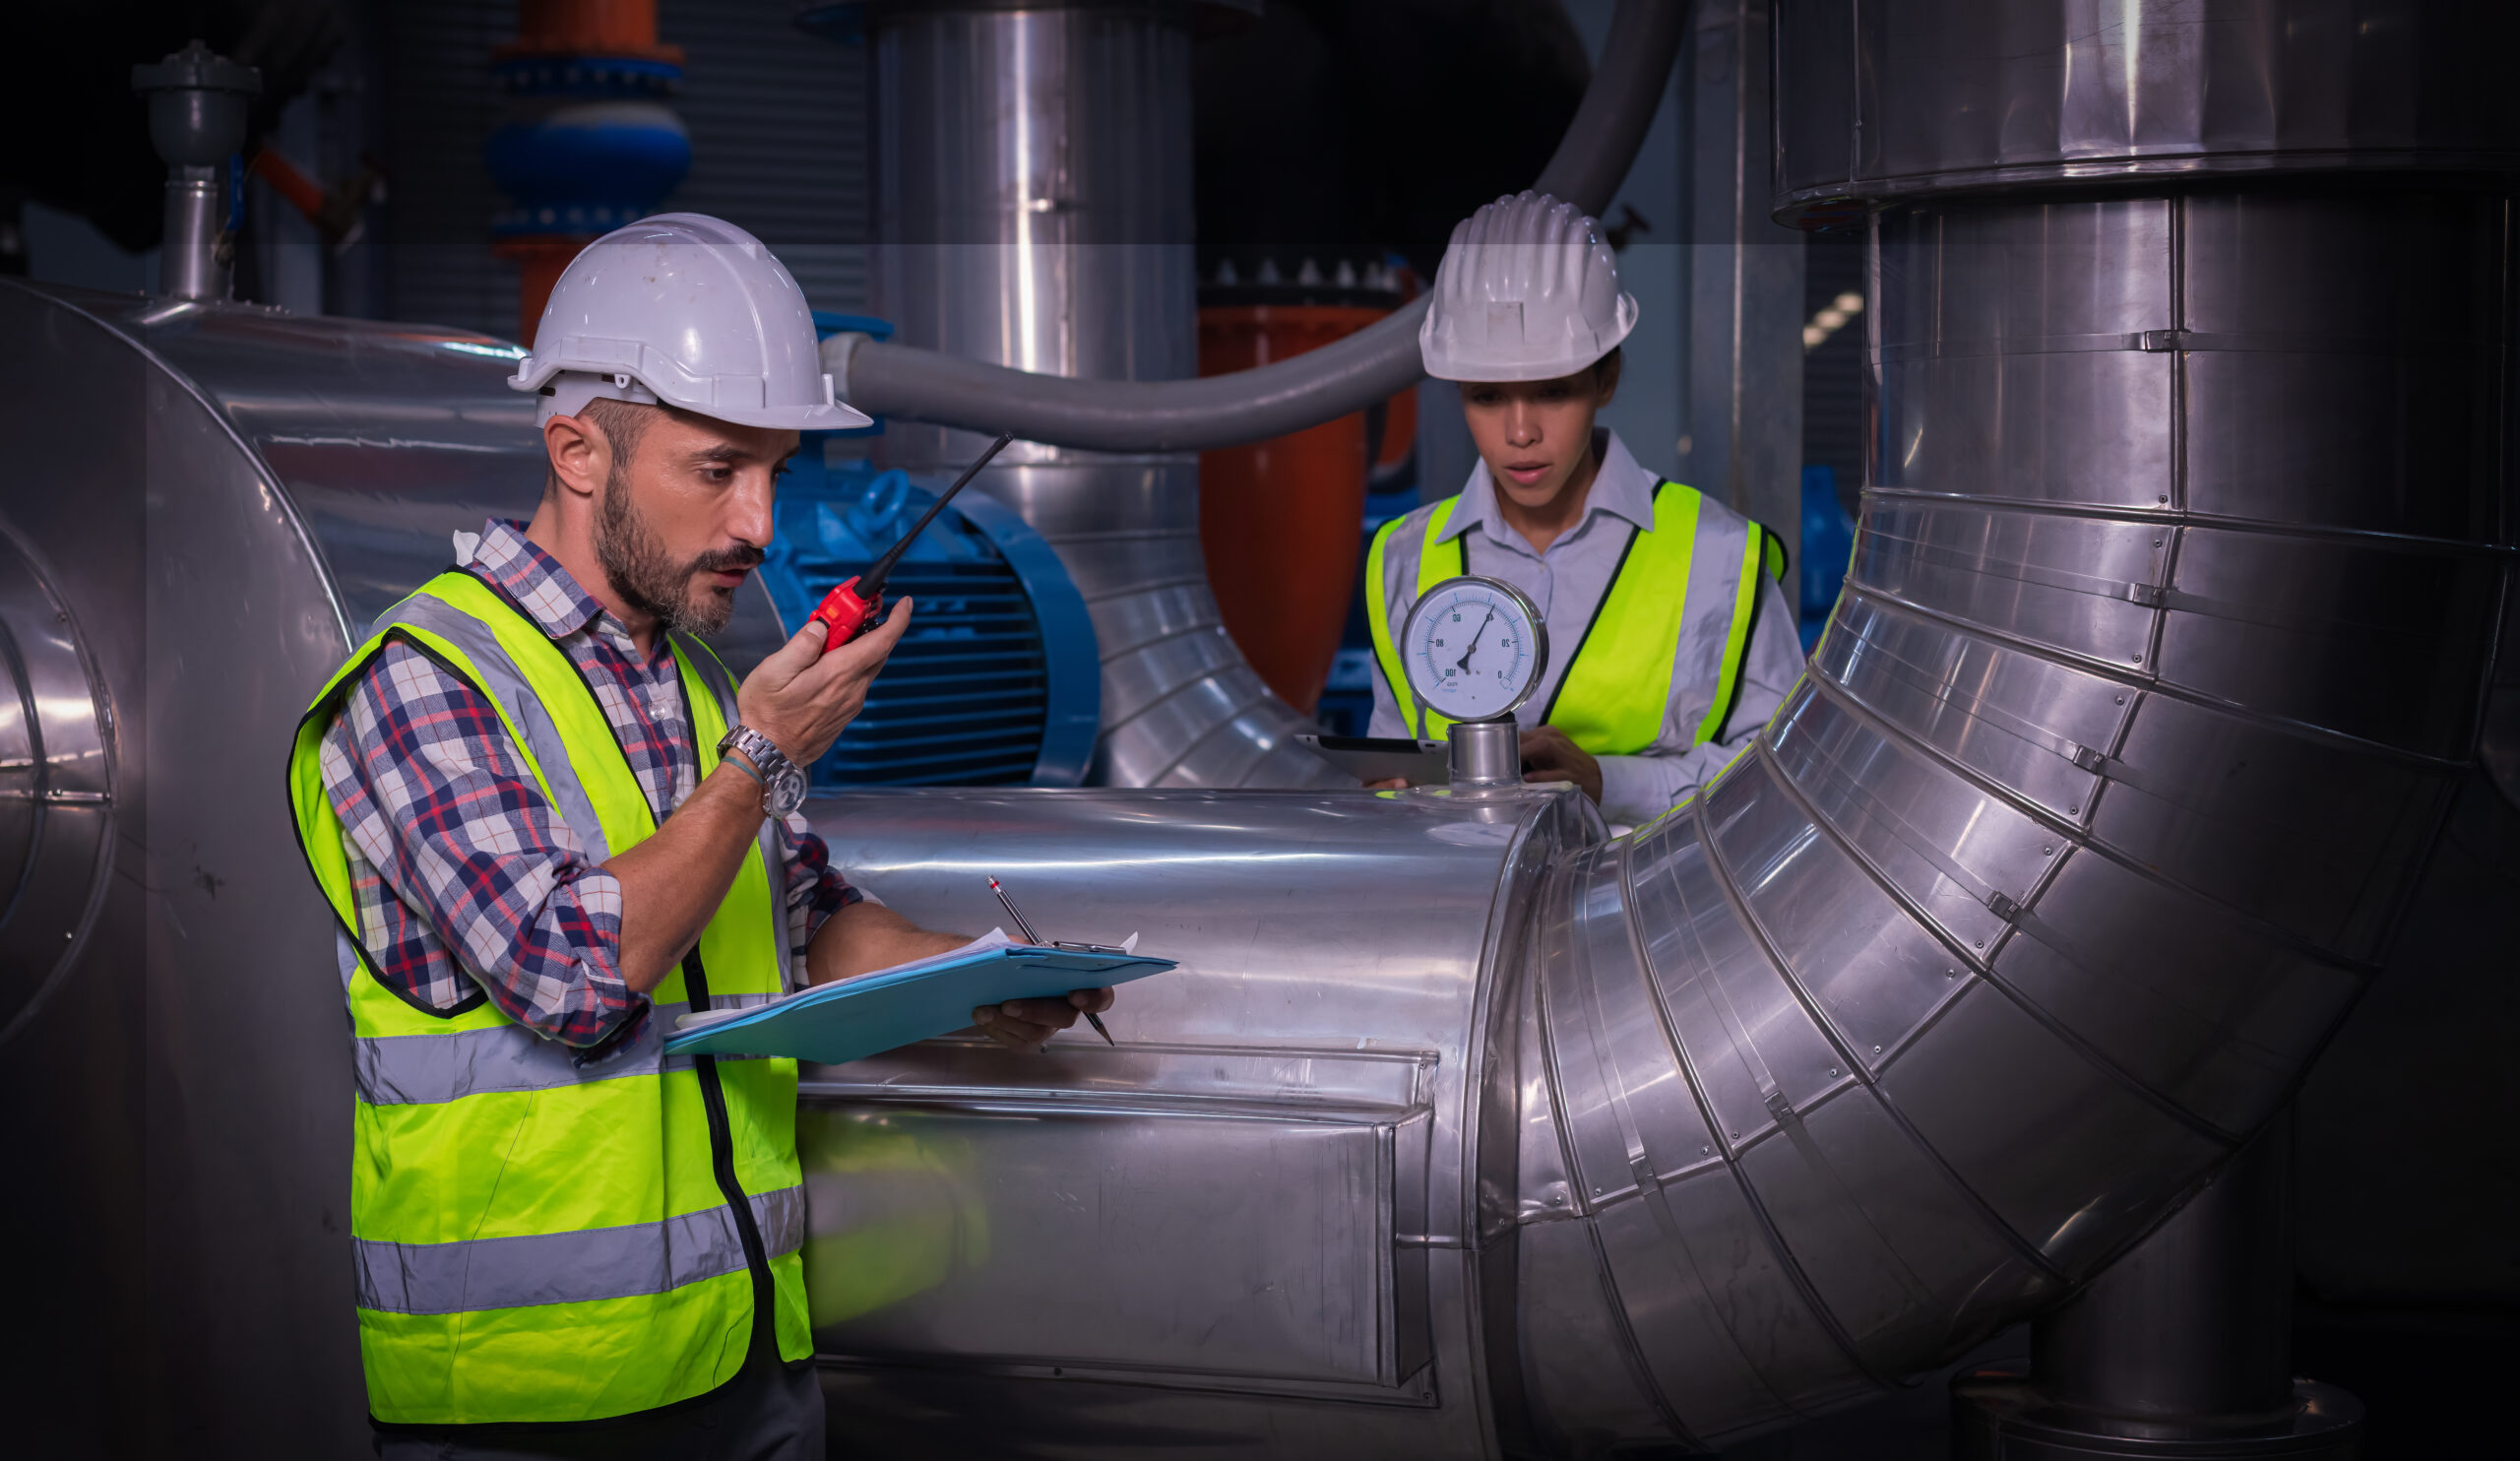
xmin=595 ymin=479 xmax=763 ymax=638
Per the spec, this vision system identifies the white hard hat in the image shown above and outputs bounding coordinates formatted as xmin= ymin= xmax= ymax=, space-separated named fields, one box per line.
xmin=1419 ymin=191 xmax=1638 ymax=383
xmin=508 ymin=212 xmax=872 ymax=431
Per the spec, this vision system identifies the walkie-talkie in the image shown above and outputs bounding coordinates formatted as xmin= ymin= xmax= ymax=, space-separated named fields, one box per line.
xmin=806 ymin=430 xmax=1016 ymax=650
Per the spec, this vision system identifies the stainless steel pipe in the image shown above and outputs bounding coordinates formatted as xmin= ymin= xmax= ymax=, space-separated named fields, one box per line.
xmin=2026 ymin=1119 xmax=2302 ymax=1434
xmin=131 ymin=41 xmax=259 ymax=302
xmin=863 ymin=0 xmax=1348 ymax=788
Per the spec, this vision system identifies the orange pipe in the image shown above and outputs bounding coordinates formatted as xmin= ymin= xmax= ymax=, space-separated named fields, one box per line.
xmin=492 ymin=0 xmax=682 ymax=343
xmin=1198 ymin=303 xmax=1386 ymax=714
xmin=499 ymin=0 xmax=683 ymax=61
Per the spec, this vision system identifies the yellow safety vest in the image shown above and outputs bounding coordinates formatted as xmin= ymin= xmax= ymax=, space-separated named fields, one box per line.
xmin=1366 ymin=481 xmax=1784 ymax=751
xmin=284 ymin=570 xmax=810 ymax=1426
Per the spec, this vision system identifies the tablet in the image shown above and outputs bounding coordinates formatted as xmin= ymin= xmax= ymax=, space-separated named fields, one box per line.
xmin=1297 ymin=733 xmax=1450 ymax=786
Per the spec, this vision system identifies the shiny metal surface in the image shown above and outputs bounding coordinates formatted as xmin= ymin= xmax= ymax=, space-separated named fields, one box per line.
xmin=2030 ymin=1117 xmax=2299 ymax=1432
xmin=1954 ymin=1117 xmax=2362 ymax=1457
xmin=800 ymin=784 xmax=1603 ymax=1456
xmin=0 ymin=282 xmax=378 ymax=1450
xmin=0 ymin=521 xmax=115 ymax=1048
xmin=158 ymin=168 xmax=227 ymax=301
xmin=870 ymin=4 xmax=1196 ymax=463
xmin=128 ymin=296 xmax=788 ymax=667
xmin=1499 ymin=178 xmax=2503 ymax=1447
xmin=1450 ymin=721 xmax=1522 ymax=790
xmin=1774 ymin=0 xmax=2520 ymax=221
xmin=865 ymin=2 xmax=1343 ymax=789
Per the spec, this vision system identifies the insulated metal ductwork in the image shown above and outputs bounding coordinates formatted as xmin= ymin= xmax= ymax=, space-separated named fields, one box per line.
xmin=834 ymin=0 xmax=1687 ymax=788
xmin=787 ymin=4 xmax=2517 ymax=1456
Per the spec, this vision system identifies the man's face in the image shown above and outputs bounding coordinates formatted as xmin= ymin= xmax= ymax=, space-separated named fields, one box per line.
xmin=591 ymin=408 xmax=798 ymax=637
xmin=1459 ymin=368 xmax=1614 ymax=513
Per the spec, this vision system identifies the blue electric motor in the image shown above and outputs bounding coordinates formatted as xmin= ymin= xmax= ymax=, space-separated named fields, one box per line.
xmin=759 ymin=457 xmax=1100 ymax=789
xmin=756 ymin=311 xmax=1099 ymax=789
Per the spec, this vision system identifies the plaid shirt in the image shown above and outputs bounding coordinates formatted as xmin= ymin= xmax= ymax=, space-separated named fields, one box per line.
xmin=315 ymin=518 xmax=858 ymax=1056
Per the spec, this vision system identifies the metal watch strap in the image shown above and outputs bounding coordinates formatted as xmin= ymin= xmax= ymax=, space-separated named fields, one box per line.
xmin=717 ymin=725 xmax=804 ymax=817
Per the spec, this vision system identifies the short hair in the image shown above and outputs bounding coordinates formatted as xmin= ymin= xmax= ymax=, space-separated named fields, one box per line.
xmin=1590 ymin=346 xmax=1624 ymax=388
xmin=580 ymin=395 xmax=657 ymax=467
xmin=542 ymin=395 xmax=659 ymax=500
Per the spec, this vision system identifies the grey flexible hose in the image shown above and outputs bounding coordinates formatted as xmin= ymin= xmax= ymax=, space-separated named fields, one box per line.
xmin=831 ymin=0 xmax=1692 ymax=452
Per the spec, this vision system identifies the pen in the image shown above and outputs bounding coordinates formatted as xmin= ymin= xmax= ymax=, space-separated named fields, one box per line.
xmin=988 ymin=876 xmax=1115 ymax=1046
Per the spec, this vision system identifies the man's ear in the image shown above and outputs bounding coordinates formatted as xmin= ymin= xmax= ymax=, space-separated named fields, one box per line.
xmin=542 ymin=413 xmax=610 ymax=502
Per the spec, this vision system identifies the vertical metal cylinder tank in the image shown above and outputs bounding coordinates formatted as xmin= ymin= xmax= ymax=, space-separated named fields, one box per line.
xmin=865 ymin=0 xmax=1343 ymax=788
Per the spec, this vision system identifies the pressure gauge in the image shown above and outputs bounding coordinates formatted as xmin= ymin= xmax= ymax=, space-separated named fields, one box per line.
xmin=1401 ymin=576 xmax=1548 ymax=724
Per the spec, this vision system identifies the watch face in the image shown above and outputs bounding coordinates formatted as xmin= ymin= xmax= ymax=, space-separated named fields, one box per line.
xmin=768 ymin=764 xmax=808 ymax=817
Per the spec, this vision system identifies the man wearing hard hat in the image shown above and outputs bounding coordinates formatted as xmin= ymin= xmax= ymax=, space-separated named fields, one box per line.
xmin=284 ymin=215 xmax=1113 ymax=1457
xmin=1365 ymin=191 xmax=1802 ymax=824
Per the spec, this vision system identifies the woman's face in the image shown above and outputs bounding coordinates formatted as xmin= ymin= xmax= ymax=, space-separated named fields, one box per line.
xmin=1459 ymin=364 xmax=1619 ymax=513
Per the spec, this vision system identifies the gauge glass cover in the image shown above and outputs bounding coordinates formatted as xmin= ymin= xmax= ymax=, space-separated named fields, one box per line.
xmin=1401 ymin=576 xmax=1546 ymax=723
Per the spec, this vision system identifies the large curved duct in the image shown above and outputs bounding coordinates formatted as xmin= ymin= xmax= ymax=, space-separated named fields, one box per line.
xmin=1499 ymin=190 xmax=2506 ymax=1450
xmin=780 ymin=4 xmax=2517 ymax=1457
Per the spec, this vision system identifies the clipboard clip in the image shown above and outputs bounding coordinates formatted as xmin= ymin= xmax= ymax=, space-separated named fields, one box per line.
xmin=987 ymin=876 xmax=1121 ymax=1045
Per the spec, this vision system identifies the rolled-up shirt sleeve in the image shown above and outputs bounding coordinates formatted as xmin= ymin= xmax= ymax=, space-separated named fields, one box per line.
xmin=321 ymin=642 xmax=648 ymax=1055
xmin=775 ymin=815 xmax=862 ymax=988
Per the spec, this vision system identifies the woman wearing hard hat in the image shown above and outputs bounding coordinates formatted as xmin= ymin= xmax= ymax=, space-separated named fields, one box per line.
xmin=1364 ymin=191 xmax=1801 ymax=825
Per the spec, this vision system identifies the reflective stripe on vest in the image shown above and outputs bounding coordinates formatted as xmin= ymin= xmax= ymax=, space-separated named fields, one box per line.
xmin=284 ymin=570 xmax=811 ymax=1425
xmin=350 ymin=996 xmax=781 ymax=1107
xmin=354 ymin=1185 xmax=805 ymax=1316
xmin=1366 ymin=481 xmax=1781 ymax=755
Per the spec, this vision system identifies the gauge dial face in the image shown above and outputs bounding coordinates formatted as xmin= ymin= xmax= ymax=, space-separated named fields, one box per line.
xmin=1401 ymin=576 xmax=1547 ymax=723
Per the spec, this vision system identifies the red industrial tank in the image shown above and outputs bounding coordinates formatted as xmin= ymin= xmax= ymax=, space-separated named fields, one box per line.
xmin=1197 ymin=262 xmax=1413 ymax=713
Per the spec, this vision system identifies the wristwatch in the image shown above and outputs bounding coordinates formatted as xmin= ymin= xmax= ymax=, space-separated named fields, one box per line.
xmin=717 ymin=725 xmax=808 ymax=819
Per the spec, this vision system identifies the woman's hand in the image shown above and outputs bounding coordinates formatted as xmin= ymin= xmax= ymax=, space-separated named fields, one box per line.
xmin=1520 ymin=725 xmax=1602 ymax=803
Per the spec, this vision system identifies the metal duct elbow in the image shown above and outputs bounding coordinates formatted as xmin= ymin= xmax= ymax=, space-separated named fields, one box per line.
xmin=828 ymin=0 xmax=1690 ymax=451
xmin=1498 ymin=3 xmax=2520 ymax=1441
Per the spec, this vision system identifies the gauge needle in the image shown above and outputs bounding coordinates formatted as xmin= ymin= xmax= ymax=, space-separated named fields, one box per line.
xmin=1455 ymin=606 xmax=1496 ymax=672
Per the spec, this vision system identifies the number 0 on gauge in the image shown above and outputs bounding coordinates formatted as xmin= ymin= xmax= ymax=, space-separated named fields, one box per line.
xmin=1400 ymin=576 xmax=1549 ymax=724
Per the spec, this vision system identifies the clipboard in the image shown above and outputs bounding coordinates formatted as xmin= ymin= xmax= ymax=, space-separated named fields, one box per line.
xmin=662 ymin=930 xmax=1175 ymax=1066
xmin=1298 ymin=733 xmax=1450 ymax=785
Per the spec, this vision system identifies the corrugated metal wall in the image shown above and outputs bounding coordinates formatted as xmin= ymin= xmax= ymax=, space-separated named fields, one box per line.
xmin=376 ymin=0 xmax=870 ymax=341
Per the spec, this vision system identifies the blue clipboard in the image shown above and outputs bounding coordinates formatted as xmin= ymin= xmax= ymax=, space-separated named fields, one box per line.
xmin=661 ymin=940 xmax=1175 ymax=1066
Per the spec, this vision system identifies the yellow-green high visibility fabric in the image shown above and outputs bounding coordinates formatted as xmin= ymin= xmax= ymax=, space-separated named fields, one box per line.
xmin=1367 ymin=481 xmax=1779 ymax=754
xmin=285 ymin=569 xmax=810 ymax=1426
xmin=1364 ymin=496 xmax=1462 ymax=742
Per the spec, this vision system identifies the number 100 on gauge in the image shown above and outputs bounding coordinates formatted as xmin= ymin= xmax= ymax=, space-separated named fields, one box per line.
xmin=1400 ymin=576 xmax=1549 ymax=724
